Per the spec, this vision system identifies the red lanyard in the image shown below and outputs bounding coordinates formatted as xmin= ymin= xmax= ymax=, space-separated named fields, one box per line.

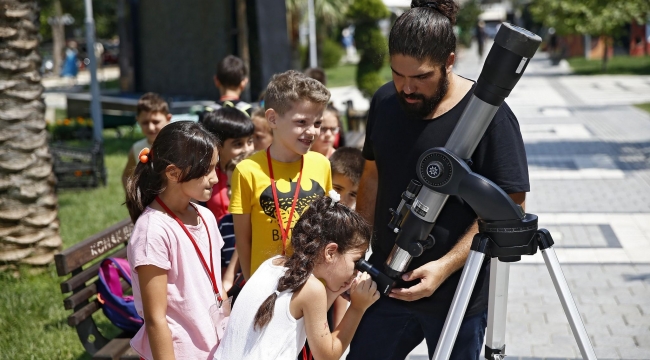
xmin=155 ymin=197 xmax=222 ymax=302
xmin=266 ymin=147 xmax=303 ymax=255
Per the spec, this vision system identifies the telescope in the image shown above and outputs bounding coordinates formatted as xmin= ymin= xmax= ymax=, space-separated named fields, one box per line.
xmin=360 ymin=23 xmax=598 ymax=360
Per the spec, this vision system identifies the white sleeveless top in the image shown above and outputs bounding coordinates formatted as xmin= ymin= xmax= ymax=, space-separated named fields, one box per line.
xmin=214 ymin=256 xmax=307 ymax=360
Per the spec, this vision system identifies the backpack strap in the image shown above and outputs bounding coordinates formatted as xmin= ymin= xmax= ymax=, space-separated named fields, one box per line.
xmin=100 ymin=258 xmax=133 ymax=298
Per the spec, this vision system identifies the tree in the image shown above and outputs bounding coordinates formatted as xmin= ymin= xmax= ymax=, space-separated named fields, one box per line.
xmin=347 ymin=0 xmax=390 ymax=96
xmin=0 ymin=0 xmax=61 ymax=268
xmin=530 ymin=0 xmax=650 ymax=71
xmin=286 ymin=0 xmax=352 ymax=68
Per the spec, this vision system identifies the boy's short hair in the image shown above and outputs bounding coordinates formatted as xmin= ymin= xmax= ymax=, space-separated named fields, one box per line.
xmin=136 ymin=92 xmax=169 ymax=116
xmin=304 ymin=67 xmax=327 ymax=86
xmin=216 ymin=55 xmax=248 ymax=88
xmin=250 ymin=107 xmax=272 ymax=133
xmin=264 ymin=70 xmax=330 ymax=115
xmin=329 ymin=147 xmax=365 ymax=185
xmin=200 ymin=107 xmax=254 ymax=142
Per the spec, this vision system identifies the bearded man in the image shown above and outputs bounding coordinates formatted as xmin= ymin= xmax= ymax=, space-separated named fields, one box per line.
xmin=348 ymin=1 xmax=530 ymax=359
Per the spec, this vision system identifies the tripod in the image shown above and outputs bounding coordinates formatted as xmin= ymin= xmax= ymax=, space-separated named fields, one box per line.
xmin=356 ymin=23 xmax=598 ymax=359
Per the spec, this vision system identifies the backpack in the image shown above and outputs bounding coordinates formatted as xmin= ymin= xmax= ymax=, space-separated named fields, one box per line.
xmin=97 ymin=257 xmax=144 ymax=333
xmin=221 ymin=100 xmax=252 ymax=116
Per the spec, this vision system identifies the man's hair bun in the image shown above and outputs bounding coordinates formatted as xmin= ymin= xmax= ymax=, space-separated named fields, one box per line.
xmin=410 ymin=0 xmax=459 ymax=25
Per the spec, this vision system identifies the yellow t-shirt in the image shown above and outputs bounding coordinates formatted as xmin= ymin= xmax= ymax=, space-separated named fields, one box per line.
xmin=229 ymin=150 xmax=332 ymax=275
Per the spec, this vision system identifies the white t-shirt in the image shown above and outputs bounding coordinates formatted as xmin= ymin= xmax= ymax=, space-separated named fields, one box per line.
xmin=214 ymin=256 xmax=307 ymax=360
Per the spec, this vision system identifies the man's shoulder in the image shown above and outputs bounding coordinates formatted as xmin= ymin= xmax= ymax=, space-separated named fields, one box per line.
xmin=373 ymin=81 xmax=397 ymax=103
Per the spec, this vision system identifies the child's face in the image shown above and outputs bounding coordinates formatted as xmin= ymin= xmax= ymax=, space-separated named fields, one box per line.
xmin=180 ymin=149 xmax=220 ymax=202
xmin=332 ymin=173 xmax=359 ymax=210
xmin=137 ymin=111 xmax=171 ymax=144
xmin=321 ymin=245 xmax=366 ymax=292
xmin=220 ymin=136 xmax=254 ymax=170
xmin=268 ymin=101 xmax=324 ymax=156
xmin=252 ymin=116 xmax=273 ymax=151
xmin=312 ymin=110 xmax=338 ymax=156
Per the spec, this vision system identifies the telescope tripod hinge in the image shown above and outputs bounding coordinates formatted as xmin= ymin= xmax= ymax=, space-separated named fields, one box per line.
xmin=485 ymin=345 xmax=506 ymax=360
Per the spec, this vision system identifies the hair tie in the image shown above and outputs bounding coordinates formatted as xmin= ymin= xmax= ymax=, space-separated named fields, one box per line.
xmin=412 ymin=1 xmax=439 ymax=11
xmin=138 ymin=148 xmax=151 ymax=163
xmin=328 ymin=189 xmax=340 ymax=208
xmin=274 ymin=290 xmax=281 ymax=296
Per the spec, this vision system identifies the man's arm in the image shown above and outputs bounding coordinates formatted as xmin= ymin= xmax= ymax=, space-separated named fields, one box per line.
xmin=356 ymin=160 xmax=378 ymax=226
xmin=232 ymin=214 xmax=252 ymax=280
xmin=390 ymin=192 xmax=526 ymax=301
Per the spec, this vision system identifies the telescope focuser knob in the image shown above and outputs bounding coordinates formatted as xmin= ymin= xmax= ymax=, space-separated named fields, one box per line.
xmin=407 ymin=234 xmax=435 ymax=257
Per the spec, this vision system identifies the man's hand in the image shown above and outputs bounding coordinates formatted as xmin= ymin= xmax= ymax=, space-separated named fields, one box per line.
xmin=389 ymin=260 xmax=448 ymax=301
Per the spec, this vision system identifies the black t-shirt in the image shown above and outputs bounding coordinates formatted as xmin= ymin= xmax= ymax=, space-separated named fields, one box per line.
xmin=362 ymin=81 xmax=530 ymax=316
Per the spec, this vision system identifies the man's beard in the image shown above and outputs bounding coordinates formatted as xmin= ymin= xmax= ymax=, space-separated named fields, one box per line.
xmin=397 ymin=72 xmax=449 ymax=119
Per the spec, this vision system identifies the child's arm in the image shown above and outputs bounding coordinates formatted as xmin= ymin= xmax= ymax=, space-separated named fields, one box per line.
xmin=122 ymin=149 xmax=136 ymax=191
xmin=331 ymin=296 xmax=348 ymax=329
xmin=138 ymin=265 xmax=175 ymax=360
xmin=232 ymin=214 xmax=252 ymax=280
xmin=300 ymin=273 xmax=379 ymax=360
xmin=221 ymin=248 xmax=239 ymax=292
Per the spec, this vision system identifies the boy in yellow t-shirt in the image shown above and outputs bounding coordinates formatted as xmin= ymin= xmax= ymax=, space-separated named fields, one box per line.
xmin=229 ymin=70 xmax=332 ymax=279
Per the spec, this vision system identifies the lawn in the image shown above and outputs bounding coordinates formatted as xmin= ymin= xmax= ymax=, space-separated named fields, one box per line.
xmin=635 ymin=102 xmax=650 ymax=114
xmin=0 ymin=130 xmax=135 ymax=360
xmin=568 ymin=55 xmax=650 ymax=75
xmin=325 ymin=63 xmax=393 ymax=88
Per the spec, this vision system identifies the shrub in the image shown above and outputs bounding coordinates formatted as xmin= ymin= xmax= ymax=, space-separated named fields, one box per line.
xmin=321 ymin=38 xmax=345 ymax=69
xmin=348 ymin=0 xmax=390 ymax=97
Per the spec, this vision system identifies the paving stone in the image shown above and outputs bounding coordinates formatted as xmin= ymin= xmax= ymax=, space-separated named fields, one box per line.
xmin=617 ymin=346 xmax=650 ymax=359
xmin=592 ymin=334 xmax=637 ymax=348
xmin=593 ymin=346 xmax=621 ymax=359
xmin=532 ymin=343 xmax=577 ymax=358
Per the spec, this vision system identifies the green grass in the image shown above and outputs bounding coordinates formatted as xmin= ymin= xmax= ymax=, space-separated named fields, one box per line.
xmin=635 ymin=102 xmax=650 ymax=114
xmin=325 ymin=63 xmax=394 ymax=88
xmin=568 ymin=55 xmax=650 ymax=75
xmin=0 ymin=130 xmax=137 ymax=359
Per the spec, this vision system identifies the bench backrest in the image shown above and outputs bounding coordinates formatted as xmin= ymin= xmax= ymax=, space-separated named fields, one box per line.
xmin=55 ymin=218 xmax=134 ymax=355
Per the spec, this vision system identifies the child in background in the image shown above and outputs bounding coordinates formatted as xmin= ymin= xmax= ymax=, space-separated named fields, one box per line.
xmin=121 ymin=92 xmax=172 ymax=190
xmin=200 ymin=107 xmax=255 ymax=222
xmin=329 ymin=147 xmax=366 ymax=210
xmin=229 ymin=70 xmax=332 ymax=281
xmin=219 ymin=151 xmax=252 ymax=292
xmin=311 ymin=104 xmax=340 ymax=158
xmin=250 ymin=107 xmax=273 ymax=151
xmin=125 ymin=121 xmax=225 ymax=359
xmin=215 ymin=195 xmax=380 ymax=360
xmin=214 ymin=55 xmax=253 ymax=116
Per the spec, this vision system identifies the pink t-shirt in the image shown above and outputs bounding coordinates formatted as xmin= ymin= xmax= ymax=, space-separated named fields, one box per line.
xmin=127 ymin=205 xmax=224 ymax=360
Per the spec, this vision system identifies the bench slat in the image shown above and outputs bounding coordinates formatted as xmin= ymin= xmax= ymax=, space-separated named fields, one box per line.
xmin=60 ymin=247 xmax=128 ymax=294
xmin=68 ymin=299 xmax=101 ymax=326
xmin=55 ymin=219 xmax=133 ymax=276
xmin=119 ymin=346 xmax=141 ymax=360
xmin=64 ymin=279 xmax=131 ymax=310
xmin=92 ymin=338 xmax=132 ymax=360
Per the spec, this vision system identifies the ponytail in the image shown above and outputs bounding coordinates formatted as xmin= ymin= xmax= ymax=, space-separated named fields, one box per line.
xmin=253 ymin=196 xmax=371 ymax=330
xmin=124 ymin=121 xmax=220 ymax=223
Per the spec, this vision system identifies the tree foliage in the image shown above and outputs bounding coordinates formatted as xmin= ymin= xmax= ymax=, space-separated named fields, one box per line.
xmin=347 ymin=0 xmax=389 ymax=96
xmin=529 ymin=0 xmax=649 ymax=37
xmin=456 ymin=0 xmax=482 ymax=47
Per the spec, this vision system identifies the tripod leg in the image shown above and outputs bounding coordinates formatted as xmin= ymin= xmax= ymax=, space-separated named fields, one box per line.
xmin=485 ymin=260 xmax=510 ymax=359
xmin=540 ymin=245 xmax=597 ymax=359
xmin=432 ymin=234 xmax=489 ymax=360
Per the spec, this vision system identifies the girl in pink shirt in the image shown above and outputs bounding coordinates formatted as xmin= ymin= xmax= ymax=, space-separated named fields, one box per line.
xmin=125 ymin=121 xmax=225 ymax=359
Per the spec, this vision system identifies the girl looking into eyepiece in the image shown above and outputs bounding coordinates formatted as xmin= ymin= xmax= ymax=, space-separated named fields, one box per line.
xmin=215 ymin=194 xmax=379 ymax=360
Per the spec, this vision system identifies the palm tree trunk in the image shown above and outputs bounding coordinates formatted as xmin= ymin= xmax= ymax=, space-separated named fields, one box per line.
xmin=0 ymin=0 xmax=61 ymax=269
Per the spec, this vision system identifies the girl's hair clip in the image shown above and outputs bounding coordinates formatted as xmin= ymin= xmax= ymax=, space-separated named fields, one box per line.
xmin=412 ymin=1 xmax=439 ymax=11
xmin=139 ymin=148 xmax=151 ymax=164
xmin=328 ymin=189 xmax=341 ymax=208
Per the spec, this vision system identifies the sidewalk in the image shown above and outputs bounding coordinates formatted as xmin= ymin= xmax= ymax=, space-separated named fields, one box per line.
xmin=402 ymin=41 xmax=650 ymax=360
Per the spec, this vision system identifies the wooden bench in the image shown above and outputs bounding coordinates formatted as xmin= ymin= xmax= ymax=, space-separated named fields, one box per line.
xmin=55 ymin=218 xmax=140 ymax=360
